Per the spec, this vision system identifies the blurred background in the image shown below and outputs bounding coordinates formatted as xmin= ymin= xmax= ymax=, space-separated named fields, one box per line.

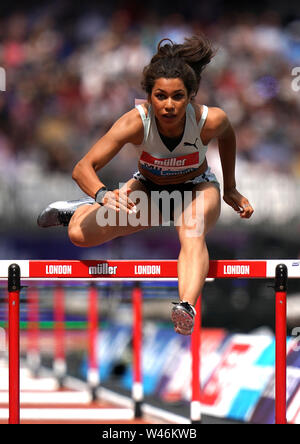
xmin=0 ymin=0 xmax=300 ymax=333
xmin=1 ymin=0 xmax=300 ymax=425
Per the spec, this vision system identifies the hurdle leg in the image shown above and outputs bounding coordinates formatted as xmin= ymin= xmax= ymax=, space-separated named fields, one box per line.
xmin=275 ymin=264 xmax=288 ymax=424
xmin=8 ymin=264 xmax=21 ymax=424
xmin=87 ymin=284 xmax=100 ymax=400
xmin=132 ymin=283 xmax=143 ymax=418
xmin=27 ymin=285 xmax=40 ymax=377
xmin=191 ymin=295 xmax=202 ymax=424
xmin=53 ymin=285 xmax=66 ymax=388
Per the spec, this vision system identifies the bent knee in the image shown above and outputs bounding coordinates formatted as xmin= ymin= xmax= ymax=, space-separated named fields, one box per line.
xmin=68 ymin=225 xmax=95 ymax=248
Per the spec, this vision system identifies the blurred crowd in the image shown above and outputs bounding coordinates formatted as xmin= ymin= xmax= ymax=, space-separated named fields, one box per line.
xmin=0 ymin=3 xmax=299 ymax=188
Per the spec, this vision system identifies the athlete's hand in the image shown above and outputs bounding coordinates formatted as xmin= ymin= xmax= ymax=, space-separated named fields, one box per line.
xmin=223 ymin=187 xmax=254 ymax=219
xmin=102 ymin=188 xmax=137 ymax=214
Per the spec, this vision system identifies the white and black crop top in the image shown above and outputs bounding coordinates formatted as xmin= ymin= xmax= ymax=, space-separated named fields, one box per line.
xmin=134 ymin=103 xmax=208 ymax=185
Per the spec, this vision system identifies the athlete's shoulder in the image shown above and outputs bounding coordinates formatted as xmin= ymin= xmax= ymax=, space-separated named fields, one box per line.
xmin=191 ymin=103 xmax=227 ymax=126
xmin=110 ymin=107 xmax=145 ymax=145
xmin=207 ymin=106 xmax=228 ymax=128
xmin=118 ymin=103 xmax=151 ymax=129
xmin=191 ymin=104 xmax=231 ymax=143
xmin=118 ymin=107 xmax=144 ymax=126
xmin=135 ymin=101 xmax=151 ymax=118
xmin=190 ymin=102 xmax=211 ymax=124
xmin=203 ymin=106 xmax=230 ymax=136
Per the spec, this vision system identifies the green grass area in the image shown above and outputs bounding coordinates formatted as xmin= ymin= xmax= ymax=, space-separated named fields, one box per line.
xmin=0 ymin=321 xmax=88 ymax=330
xmin=0 ymin=320 xmax=113 ymax=330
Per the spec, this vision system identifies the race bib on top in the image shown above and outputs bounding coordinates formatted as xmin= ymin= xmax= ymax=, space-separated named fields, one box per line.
xmin=139 ymin=151 xmax=200 ymax=177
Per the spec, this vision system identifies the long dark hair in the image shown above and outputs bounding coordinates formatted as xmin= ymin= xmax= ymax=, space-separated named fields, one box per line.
xmin=141 ymin=35 xmax=215 ymax=97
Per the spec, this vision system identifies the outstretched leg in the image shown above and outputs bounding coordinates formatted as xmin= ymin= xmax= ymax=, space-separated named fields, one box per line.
xmin=172 ymin=182 xmax=221 ymax=334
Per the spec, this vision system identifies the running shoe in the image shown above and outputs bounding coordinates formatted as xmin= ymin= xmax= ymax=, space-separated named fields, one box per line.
xmin=37 ymin=197 xmax=95 ymax=227
xmin=171 ymin=301 xmax=196 ymax=335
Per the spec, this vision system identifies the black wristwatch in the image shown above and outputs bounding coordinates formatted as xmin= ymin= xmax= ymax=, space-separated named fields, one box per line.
xmin=95 ymin=186 xmax=108 ymax=206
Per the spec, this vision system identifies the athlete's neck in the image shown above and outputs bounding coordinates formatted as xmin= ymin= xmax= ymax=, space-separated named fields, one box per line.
xmin=155 ymin=114 xmax=186 ymax=138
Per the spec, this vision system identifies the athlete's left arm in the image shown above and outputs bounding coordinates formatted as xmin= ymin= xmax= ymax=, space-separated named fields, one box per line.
xmin=205 ymin=107 xmax=254 ymax=219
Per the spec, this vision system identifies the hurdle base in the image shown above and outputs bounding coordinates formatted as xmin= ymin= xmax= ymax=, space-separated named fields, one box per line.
xmin=27 ymin=352 xmax=41 ymax=379
xmin=53 ymin=359 xmax=66 ymax=389
xmin=56 ymin=376 xmax=65 ymax=389
xmin=134 ymin=401 xmax=143 ymax=418
xmin=90 ymin=386 xmax=99 ymax=402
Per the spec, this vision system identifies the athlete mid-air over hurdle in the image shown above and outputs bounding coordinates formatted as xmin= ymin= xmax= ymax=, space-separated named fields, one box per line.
xmin=37 ymin=35 xmax=254 ymax=335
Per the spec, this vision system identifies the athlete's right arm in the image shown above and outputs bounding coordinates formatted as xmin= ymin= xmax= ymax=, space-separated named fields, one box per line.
xmin=72 ymin=109 xmax=144 ymax=210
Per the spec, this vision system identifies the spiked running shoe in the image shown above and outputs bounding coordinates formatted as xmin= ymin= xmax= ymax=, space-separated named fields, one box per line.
xmin=37 ymin=197 xmax=95 ymax=227
xmin=171 ymin=301 xmax=196 ymax=335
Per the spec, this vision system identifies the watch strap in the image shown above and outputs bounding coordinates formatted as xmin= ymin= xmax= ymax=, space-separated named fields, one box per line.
xmin=95 ymin=187 xmax=108 ymax=206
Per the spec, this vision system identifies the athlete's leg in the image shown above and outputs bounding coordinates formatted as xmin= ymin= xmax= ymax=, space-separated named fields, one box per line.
xmin=68 ymin=178 xmax=153 ymax=247
xmin=171 ymin=182 xmax=220 ymax=335
xmin=176 ymin=182 xmax=221 ymax=306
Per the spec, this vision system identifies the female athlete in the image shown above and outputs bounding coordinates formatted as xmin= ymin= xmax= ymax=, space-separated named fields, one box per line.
xmin=38 ymin=35 xmax=254 ymax=335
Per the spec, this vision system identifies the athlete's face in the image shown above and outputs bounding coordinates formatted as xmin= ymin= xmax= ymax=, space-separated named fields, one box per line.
xmin=150 ymin=78 xmax=190 ymax=132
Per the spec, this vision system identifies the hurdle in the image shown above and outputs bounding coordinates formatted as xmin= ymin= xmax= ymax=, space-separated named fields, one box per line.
xmin=26 ymin=285 xmax=40 ymax=377
xmin=2 ymin=259 xmax=293 ymax=424
xmin=53 ymin=284 xmax=66 ymax=387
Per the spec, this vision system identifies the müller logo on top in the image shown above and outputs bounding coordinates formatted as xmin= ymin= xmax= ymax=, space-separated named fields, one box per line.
xmin=89 ymin=263 xmax=118 ymax=275
xmin=223 ymin=265 xmax=250 ymax=275
xmin=89 ymin=264 xmax=161 ymax=275
xmin=154 ymin=158 xmax=186 ymax=167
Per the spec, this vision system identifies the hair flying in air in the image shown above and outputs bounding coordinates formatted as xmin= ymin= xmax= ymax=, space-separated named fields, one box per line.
xmin=141 ymin=35 xmax=216 ymax=97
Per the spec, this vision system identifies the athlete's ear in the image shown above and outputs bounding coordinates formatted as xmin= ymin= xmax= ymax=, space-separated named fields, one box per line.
xmin=147 ymin=93 xmax=151 ymax=103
